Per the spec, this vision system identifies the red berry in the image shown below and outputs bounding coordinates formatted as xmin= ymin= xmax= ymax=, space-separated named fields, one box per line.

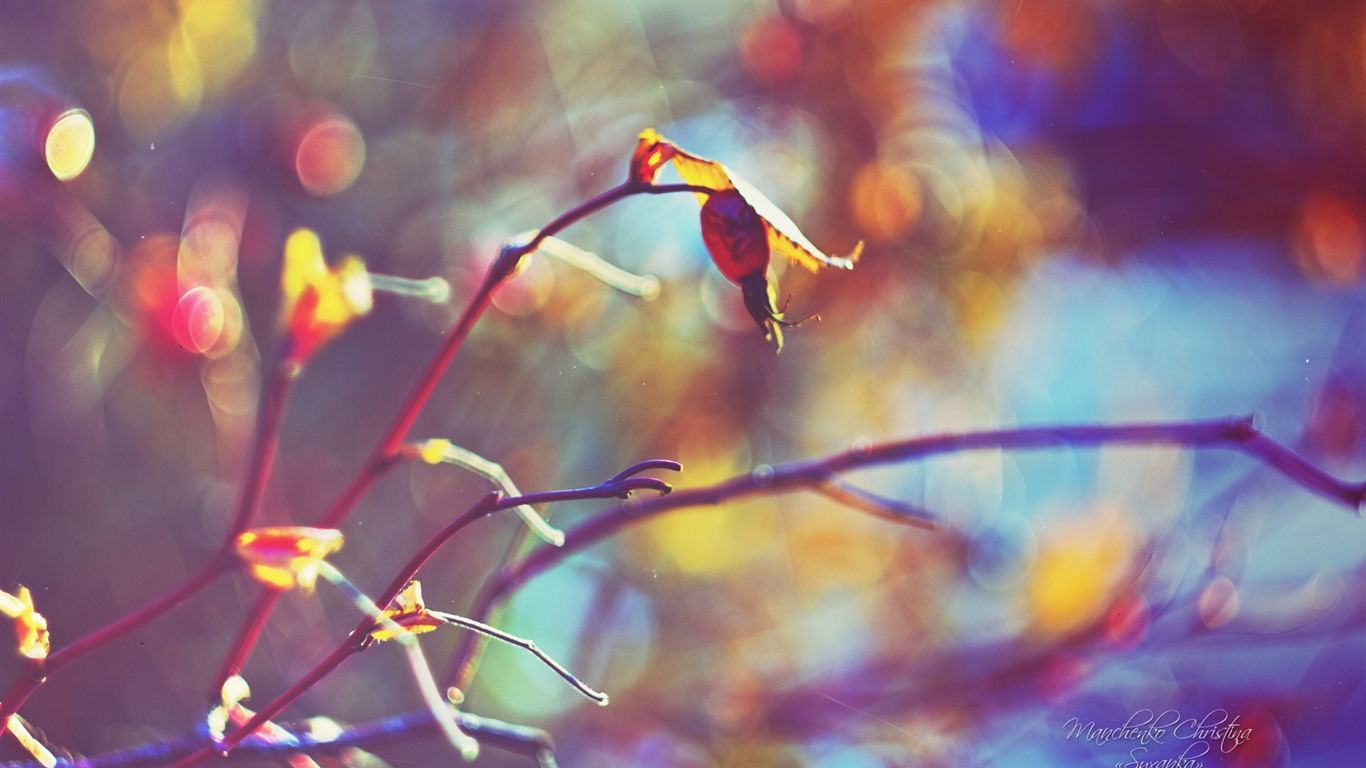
xmin=700 ymin=189 xmax=770 ymax=285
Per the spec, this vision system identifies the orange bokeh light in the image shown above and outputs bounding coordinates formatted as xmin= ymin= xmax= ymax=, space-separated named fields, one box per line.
xmin=849 ymin=160 xmax=921 ymax=242
xmin=294 ymin=115 xmax=366 ymax=196
xmin=1293 ymin=190 xmax=1364 ymax=284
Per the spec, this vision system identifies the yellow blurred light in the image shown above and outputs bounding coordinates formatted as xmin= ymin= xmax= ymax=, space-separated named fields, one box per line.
xmin=91 ymin=1 xmax=258 ymax=138
xmin=1027 ymin=508 xmax=1134 ymax=636
xmin=118 ymin=49 xmax=201 ymax=137
xmin=177 ymin=0 xmax=259 ymax=92
xmin=643 ymin=504 xmax=779 ymax=577
xmin=952 ymin=270 xmax=1008 ymax=343
xmin=295 ymin=115 xmax=366 ymax=196
xmin=45 ymin=109 xmax=96 ymax=181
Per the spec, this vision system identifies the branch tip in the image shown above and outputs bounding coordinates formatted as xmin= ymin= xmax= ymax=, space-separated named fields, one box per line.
xmin=608 ymin=459 xmax=683 ymax=484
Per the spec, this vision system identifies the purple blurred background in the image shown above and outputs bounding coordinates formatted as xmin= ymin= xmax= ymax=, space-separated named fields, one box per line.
xmin=3 ymin=1 xmax=1365 ymax=766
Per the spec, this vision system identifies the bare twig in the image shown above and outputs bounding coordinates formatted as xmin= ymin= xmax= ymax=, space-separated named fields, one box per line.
xmin=447 ymin=415 xmax=1364 ymax=693
xmin=428 ymin=611 xmax=610 ymax=705
xmin=202 ymin=181 xmax=710 ymax=707
xmin=175 ymin=462 xmax=676 ymax=763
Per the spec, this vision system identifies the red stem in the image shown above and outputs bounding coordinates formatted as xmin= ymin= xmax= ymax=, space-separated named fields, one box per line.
xmin=11 ymin=179 xmax=719 ymax=756
xmin=209 ymin=181 xmax=713 ymax=703
xmin=0 ymin=559 xmax=228 ymax=725
xmin=222 ymin=362 xmax=295 ymax=544
xmin=0 ymin=359 xmax=296 ymax=722
xmin=200 ymin=472 xmax=673 ymax=760
xmin=210 ymin=588 xmax=283 ymax=693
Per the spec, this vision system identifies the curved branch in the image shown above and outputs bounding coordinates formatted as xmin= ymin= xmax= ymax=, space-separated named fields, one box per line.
xmin=448 ymin=415 xmax=1364 ymax=693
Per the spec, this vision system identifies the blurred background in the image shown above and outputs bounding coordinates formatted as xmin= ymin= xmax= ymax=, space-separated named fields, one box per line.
xmin=2 ymin=0 xmax=1365 ymax=765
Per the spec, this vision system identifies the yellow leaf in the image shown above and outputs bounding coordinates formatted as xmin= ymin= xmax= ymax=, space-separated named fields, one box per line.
xmin=1 ymin=586 xmax=50 ymax=662
xmin=372 ymin=581 xmax=443 ymax=642
xmin=634 ymin=130 xmax=862 ymax=272
xmin=234 ymin=527 xmax=344 ymax=592
xmin=280 ymin=229 xmax=373 ymax=362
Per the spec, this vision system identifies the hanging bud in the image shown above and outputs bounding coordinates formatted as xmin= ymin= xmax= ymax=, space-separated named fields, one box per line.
xmin=700 ymin=189 xmax=814 ymax=351
xmin=628 ymin=129 xmax=859 ymax=351
xmin=700 ymin=190 xmax=770 ymax=284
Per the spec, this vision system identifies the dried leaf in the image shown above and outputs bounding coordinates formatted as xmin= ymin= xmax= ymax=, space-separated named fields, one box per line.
xmin=633 ymin=129 xmax=862 ymax=272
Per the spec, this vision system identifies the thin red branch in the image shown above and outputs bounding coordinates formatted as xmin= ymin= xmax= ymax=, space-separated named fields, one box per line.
xmin=0 ymin=558 xmax=228 ymax=726
xmin=204 ymin=181 xmax=712 ymax=709
xmin=169 ymin=641 xmax=357 ymax=767
xmin=0 ymin=361 xmax=298 ymax=722
xmin=209 ymin=588 xmax=282 ymax=693
xmin=221 ymin=361 xmax=296 ymax=544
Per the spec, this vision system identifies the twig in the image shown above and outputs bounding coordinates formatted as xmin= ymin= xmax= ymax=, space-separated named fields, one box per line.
xmin=447 ymin=415 xmax=1364 ymax=693
xmin=428 ymin=611 xmax=609 ymax=705
xmin=204 ymin=181 xmax=711 ymax=703
xmin=222 ymin=360 xmax=296 ymax=543
xmin=315 ymin=562 xmax=478 ymax=761
xmin=0 ymin=360 xmax=297 ymax=723
xmin=813 ymin=474 xmax=939 ymax=529
xmin=176 ymin=462 xmax=676 ymax=763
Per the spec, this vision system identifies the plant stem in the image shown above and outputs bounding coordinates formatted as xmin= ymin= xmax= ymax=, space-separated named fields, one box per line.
xmin=199 ymin=467 xmax=673 ymax=760
xmin=0 ymin=359 xmax=297 ymax=723
xmin=221 ymin=359 xmax=295 ymax=544
xmin=0 ymin=709 xmax=554 ymax=768
xmin=169 ymin=641 xmax=358 ymax=767
xmin=447 ymin=415 xmax=1364 ymax=694
xmin=208 ymin=181 xmax=712 ymax=709
xmin=0 ymin=559 xmax=228 ymax=726
xmin=209 ymin=588 xmax=282 ymax=693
